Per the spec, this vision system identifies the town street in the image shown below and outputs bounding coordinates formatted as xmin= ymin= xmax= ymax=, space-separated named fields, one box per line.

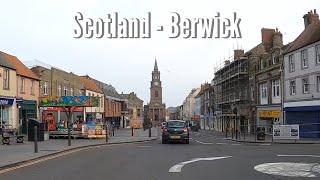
xmin=1 ymin=130 xmax=320 ymax=180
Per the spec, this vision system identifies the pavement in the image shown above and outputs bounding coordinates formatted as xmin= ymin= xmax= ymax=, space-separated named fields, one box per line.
xmin=1 ymin=129 xmax=320 ymax=180
xmin=0 ymin=127 xmax=157 ymax=169
xmin=195 ymin=129 xmax=320 ymax=144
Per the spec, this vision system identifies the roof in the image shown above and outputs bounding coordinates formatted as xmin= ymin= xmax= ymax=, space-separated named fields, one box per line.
xmin=285 ymin=21 xmax=320 ymax=54
xmin=79 ymin=76 xmax=103 ymax=93
xmin=0 ymin=53 xmax=16 ymax=70
xmin=0 ymin=51 xmax=40 ymax=80
xmin=154 ymin=59 xmax=158 ymax=71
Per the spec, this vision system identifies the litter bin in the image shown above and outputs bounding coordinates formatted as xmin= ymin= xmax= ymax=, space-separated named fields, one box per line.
xmin=28 ymin=118 xmax=45 ymax=141
xmin=257 ymin=127 xmax=265 ymax=141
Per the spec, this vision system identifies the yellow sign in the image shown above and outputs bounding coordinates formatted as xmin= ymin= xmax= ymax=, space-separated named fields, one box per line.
xmin=258 ymin=110 xmax=281 ymax=118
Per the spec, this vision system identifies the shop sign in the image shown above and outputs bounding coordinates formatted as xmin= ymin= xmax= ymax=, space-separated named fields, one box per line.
xmin=258 ymin=110 xmax=281 ymax=118
xmin=0 ymin=98 xmax=15 ymax=106
xmin=39 ymin=96 xmax=99 ymax=107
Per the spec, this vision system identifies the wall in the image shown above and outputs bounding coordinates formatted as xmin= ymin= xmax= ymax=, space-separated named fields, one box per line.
xmin=284 ymin=41 xmax=320 ymax=102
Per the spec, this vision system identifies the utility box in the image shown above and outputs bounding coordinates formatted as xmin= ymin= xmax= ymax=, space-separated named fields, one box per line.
xmin=28 ymin=118 xmax=45 ymax=141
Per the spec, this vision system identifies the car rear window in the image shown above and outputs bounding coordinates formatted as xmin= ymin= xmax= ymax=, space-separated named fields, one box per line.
xmin=167 ymin=121 xmax=185 ymax=128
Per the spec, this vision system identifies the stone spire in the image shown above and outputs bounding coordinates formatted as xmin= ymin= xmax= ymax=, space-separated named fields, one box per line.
xmin=154 ymin=59 xmax=158 ymax=72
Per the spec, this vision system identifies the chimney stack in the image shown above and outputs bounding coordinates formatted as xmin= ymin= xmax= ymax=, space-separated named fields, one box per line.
xmin=234 ymin=49 xmax=245 ymax=60
xmin=261 ymin=28 xmax=276 ymax=52
xmin=303 ymin=9 xmax=319 ymax=28
xmin=273 ymin=28 xmax=283 ymax=48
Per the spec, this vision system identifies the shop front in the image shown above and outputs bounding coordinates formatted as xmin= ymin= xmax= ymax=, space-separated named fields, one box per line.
xmin=257 ymin=106 xmax=282 ymax=134
xmin=284 ymin=104 xmax=320 ymax=138
xmin=17 ymin=99 xmax=37 ymax=134
xmin=0 ymin=97 xmax=17 ymax=129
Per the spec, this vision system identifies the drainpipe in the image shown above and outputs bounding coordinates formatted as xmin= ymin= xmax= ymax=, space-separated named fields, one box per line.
xmin=280 ymin=65 xmax=285 ymax=125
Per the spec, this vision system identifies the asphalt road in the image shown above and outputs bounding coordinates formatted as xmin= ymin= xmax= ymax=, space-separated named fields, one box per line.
xmin=1 ymin=130 xmax=320 ymax=180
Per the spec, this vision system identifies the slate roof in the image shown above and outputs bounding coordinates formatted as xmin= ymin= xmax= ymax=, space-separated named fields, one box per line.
xmin=285 ymin=21 xmax=320 ymax=54
xmin=0 ymin=51 xmax=40 ymax=80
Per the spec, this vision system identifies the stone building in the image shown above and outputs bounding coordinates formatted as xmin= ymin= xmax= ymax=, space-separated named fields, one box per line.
xmin=147 ymin=60 xmax=166 ymax=125
xmin=283 ymin=9 xmax=320 ymax=138
xmin=31 ymin=64 xmax=84 ymax=123
xmin=1 ymin=51 xmax=40 ymax=134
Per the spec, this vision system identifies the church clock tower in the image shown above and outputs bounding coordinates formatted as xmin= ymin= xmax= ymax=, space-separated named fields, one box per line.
xmin=148 ymin=59 xmax=166 ymax=124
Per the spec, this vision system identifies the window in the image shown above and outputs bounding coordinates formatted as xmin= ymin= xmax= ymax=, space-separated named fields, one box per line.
xmin=20 ymin=77 xmax=25 ymax=93
xmin=70 ymin=88 xmax=73 ymax=96
xmin=272 ymin=79 xmax=280 ymax=97
xmin=290 ymin=81 xmax=296 ymax=95
xmin=289 ymin=55 xmax=295 ymax=72
xmin=63 ymin=86 xmax=68 ymax=96
xmin=43 ymin=81 xmax=48 ymax=95
xmin=272 ymin=52 xmax=276 ymax=65
xmin=316 ymin=45 xmax=320 ymax=64
xmin=302 ymin=78 xmax=309 ymax=94
xmin=88 ymin=92 xmax=91 ymax=96
xmin=58 ymin=85 xmax=61 ymax=96
xmin=31 ymin=80 xmax=35 ymax=95
xmin=3 ymin=69 xmax=9 ymax=89
xmin=260 ymin=59 xmax=264 ymax=69
xmin=155 ymin=90 xmax=158 ymax=97
xmin=250 ymin=85 xmax=254 ymax=101
xmin=301 ymin=49 xmax=308 ymax=68
xmin=260 ymin=82 xmax=267 ymax=99
xmin=317 ymin=76 xmax=320 ymax=92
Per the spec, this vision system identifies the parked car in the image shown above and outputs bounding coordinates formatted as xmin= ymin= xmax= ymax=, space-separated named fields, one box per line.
xmin=162 ymin=120 xmax=189 ymax=144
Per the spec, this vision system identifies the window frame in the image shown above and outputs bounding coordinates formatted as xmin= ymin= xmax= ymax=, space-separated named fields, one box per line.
xmin=272 ymin=52 xmax=276 ymax=65
xmin=290 ymin=80 xmax=296 ymax=95
xmin=43 ymin=81 xmax=48 ymax=95
xmin=289 ymin=54 xmax=295 ymax=72
xmin=302 ymin=77 xmax=309 ymax=94
xmin=3 ymin=69 xmax=10 ymax=90
xmin=301 ymin=49 xmax=308 ymax=69
xmin=316 ymin=44 xmax=320 ymax=65
xmin=20 ymin=77 xmax=25 ymax=93
xmin=31 ymin=80 xmax=35 ymax=95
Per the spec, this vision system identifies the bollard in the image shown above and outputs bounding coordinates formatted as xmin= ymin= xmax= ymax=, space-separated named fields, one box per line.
xmin=225 ymin=129 xmax=227 ymax=138
xmin=236 ymin=129 xmax=238 ymax=139
xmin=67 ymin=121 xmax=71 ymax=146
xmin=149 ymin=126 xmax=151 ymax=138
xmin=105 ymin=125 xmax=108 ymax=142
xmin=34 ymin=126 xmax=38 ymax=153
xmin=232 ymin=129 xmax=234 ymax=139
xmin=132 ymin=127 xmax=134 ymax=136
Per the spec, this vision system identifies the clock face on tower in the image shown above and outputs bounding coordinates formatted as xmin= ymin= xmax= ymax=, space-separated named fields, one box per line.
xmin=154 ymin=82 xmax=159 ymax=86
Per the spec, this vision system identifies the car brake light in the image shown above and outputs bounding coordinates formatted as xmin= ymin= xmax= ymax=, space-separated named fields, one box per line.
xmin=183 ymin=128 xmax=188 ymax=133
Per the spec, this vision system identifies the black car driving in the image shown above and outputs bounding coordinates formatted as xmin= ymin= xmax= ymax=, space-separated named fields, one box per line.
xmin=162 ymin=120 xmax=189 ymax=144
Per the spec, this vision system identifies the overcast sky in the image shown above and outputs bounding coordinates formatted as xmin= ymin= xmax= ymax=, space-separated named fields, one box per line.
xmin=0 ymin=0 xmax=319 ymax=107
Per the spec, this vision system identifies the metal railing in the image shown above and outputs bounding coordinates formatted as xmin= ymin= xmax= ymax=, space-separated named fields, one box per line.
xmin=225 ymin=123 xmax=320 ymax=142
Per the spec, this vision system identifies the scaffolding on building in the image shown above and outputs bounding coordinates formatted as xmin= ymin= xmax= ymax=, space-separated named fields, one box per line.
xmin=213 ymin=50 xmax=249 ymax=132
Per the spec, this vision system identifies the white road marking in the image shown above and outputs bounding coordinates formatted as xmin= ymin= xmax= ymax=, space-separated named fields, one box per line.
xmin=277 ymin=155 xmax=320 ymax=158
xmin=254 ymin=162 xmax=320 ymax=177
xmin=169 ymin=156 xmax=232 ymax=173
xmin=138 ymin=146 xmax=150 ymax=148
xmin=216 ymin=143 xmax=227 ymax=145
xmin=191 ymin=139 xmax=214 ymax=145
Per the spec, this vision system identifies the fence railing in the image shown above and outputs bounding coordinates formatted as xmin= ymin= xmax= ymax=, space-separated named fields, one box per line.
xmin=225 ymin=123 xmax=320 ymax=142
